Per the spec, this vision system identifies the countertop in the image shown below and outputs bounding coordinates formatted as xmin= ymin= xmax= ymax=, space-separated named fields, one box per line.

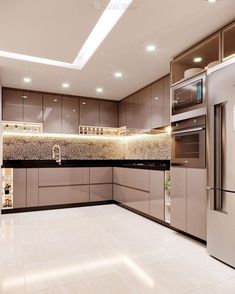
xmin=2 ymin=159 xmax=170 ymax=171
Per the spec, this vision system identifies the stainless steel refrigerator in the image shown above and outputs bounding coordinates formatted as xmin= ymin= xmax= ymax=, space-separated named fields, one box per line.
xmin=207 ymin=61 xmax=235 ymax=268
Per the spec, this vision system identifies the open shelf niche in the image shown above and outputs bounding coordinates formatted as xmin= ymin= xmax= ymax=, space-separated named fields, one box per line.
xmin=164 ymin=170 xmax=171 ymax=224
xmin=2 ymin=169 xmax=13 ymax=209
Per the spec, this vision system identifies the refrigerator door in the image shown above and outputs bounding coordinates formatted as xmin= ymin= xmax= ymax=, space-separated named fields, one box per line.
xmin=207 ymin=62 xmax=235 ymax=194
xmin=207 ymin=189 xmax=235 ymax=267
xmin=207 ymin=62 xmax=235 ymax=267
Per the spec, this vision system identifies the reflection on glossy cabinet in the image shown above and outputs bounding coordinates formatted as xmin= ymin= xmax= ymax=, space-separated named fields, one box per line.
xmin=119 ymin=99 xmax=127 ymax=127
xmin=43 ymin=94 xmax=62 ymax=133
xmin=80 ymin=98 xmax=100 ymax=126
xmin=170 ymin=167 xmax=187 ymax=231
xmin=100 ymin=101 xmax=118 ymax=127
xmin=142 ymin=86 xmax=152 ymax=129
xmin=187 ymin=168 xmax=207 ymax=240
xmin=150 ymin=170 xmax=165 ymax=220
xmin=163 ymin=75 xmax=170 ymax=126
xmin=151 ymin=79 xmax=164 ymax=128
xmin=62 ymin=96 xmax=79 ymax=134
xmin=23 ymin=91 xmax=43 ymax=123
xmin=13 ymin=168 xmax=27 ymax=208
xmin=90 ymin=184 xmax=113 ymax=201
xmin=90 ymin=167 xmax=113 ymax=184
xmin=26 ymin=168 xmax=39 ymax=207
xmin=2 ymin=89 xmax=24 ymax=121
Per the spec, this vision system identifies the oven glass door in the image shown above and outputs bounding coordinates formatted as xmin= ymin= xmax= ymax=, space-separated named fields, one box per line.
xmin=171 ymin=129 xmax=206 ymax=168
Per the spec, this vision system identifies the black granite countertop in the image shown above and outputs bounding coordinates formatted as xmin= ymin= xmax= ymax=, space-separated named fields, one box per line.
xmin=2 ymin=159 xmax=170 ymax=171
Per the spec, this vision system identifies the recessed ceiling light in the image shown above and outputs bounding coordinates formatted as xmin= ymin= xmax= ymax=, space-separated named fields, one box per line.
xmin=146 ymin=45 xmax=156 ymax=52
xmin=23 ymin=77 xmax=31 ymax=83
xmin=73 ymin=0 xmax=133 ymax=69
xmin=96 ymin=88 xmax=103 ymax=93
xmin=82 ymin=102 xmax=86 ymax=105
xmin=72 ymin=109 xmax=76 ymax=112
xmin=207 ymin=0 xmax=217 ymax=3
xmin=194 ymin=57 xmax=203 ymax=63
xmin=154 ymin=97 xmax=159 ymax=100
xmin=115 ymin=72 xmax=123 ymax=78
xmin=62 ymin=83 xmax=70 ymax=88
xmin=53 ymin=99 xmax=58 ymax=102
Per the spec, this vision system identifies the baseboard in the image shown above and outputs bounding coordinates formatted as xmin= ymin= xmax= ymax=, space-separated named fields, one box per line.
xmin=1 ymin=200 xmax=115 ymax=214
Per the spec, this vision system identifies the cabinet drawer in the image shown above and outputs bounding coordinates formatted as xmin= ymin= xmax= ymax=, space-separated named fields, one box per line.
xmin=124 ymin=186 xmax=150 ymax=214
xmin=113 ymin=184 xmax=125 ymax=203
xmin=90 ymin=167 xmax=112 ymax=184
xmin=113 ymin=167 xmax=150 ymax=191
xmin=90 ymin=184 xmax=112 ymax=201
xmin=150 ymin=170 xmax=165 ymax=220
xmin=39 ymin=168 xmax=89 ymax=186
xmin=38 ymin=185 xmax=89 ymax=206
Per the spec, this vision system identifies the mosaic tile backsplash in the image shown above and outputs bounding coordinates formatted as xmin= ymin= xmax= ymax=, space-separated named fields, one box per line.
xmin=3 ymin=133 xmax=170 ymax=160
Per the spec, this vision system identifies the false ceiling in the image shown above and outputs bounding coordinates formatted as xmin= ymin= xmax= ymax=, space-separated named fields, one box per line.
xmin=0 ymin=0 xmax=235 ymax=100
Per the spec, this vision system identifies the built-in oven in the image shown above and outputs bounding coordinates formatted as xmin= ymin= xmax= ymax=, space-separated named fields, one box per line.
xmin=171 ymin=115 xmax=206 ymax=168
xmin=172 ymin=74 xmax=206 ymax=115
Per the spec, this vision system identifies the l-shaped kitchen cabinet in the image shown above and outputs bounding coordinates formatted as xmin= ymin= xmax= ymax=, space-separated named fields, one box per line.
xmin=170 ymin=167 xmax=207 ymax=240
xmin=113 ymin=167 xmax=165 ymax=217
xmin=12 ymin=167 xmax=113 ymax=208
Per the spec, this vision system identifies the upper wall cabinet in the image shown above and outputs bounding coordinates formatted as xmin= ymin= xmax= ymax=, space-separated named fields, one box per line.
xmin=142 ymin=86 xmax=152 ymax=129
xmin=2 ymin=89 xmax=24 ymax=121
xmin=62 ymin=96 xmax=79 ymax=134
xmin=126 ymin=95 xmax=135 ymax=129
xmin=43 ymin=94 xmax=62 ymax=133
xmin=171 ymin=33 xmax=220 ymax=85
xmin=163 ymin=75 xmax=170 ymax=126
xmin=80 ymin=98 xmax=100 ymax=126
xmin=23 ymin=91 xmax=43 ymax=123
xmin=222 ymin=22 xmax=235 ymax=61
xmin=100 ymin=100 xmax=118 ymax=127
xmin=119 ymin=99 xmax=127 ymax=127
xmin=151 ymin=79 xmax=164 ymax=129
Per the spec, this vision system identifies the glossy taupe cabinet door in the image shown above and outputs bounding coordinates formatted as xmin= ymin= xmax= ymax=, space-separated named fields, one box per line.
xmin=123 ymin=186 xmax=150 ymax=214
xmin=142 ymin=86 xmax=152 ymax=129
xmin=26 ymin=168 xmax=39 ymax=207
xmin=151 ymin=79 xmax=164 ymax=128
xmin=13 ymin=168 xmax=26 ymax=208
xmin=2 ymin=88 xmax=24 ymax=121
xmin=80 ymin=98 xmax=100 ymax=126
xmin=38 ymin=185 xmax=90 ymax=206
xmin=150 ymin=170 xmax=165 ymax=220
xmin=100 ymin=101 xmax=118 ymax=127
xmin=90 ymin=184 xmax=113 ymax=201
xmin=62 ymin=96 xmax=79 ymax=134
xmin=113 ymin=184 xmax=125 ymax=203
xmin=187 ymin=168 xmax=207 ymax=240
xmin=43 ymin=94 xmax=61 ymax=133
xmin=170 ymin=167 xmax=187 ymax=231
xmin=23 ymin=91 xmax=43 ymax=123
xmin=134 ymin=91 xmax=143 ymax=129
xmin=39 ymin=168 xmax=89 ymax=186
xmin=126 ymin=95 xmax=135 ymax=129
xmin=90 ymin=167 xmax=112 ymax=184
xmin=163 ymin=75 xmax=170 ymax=126
xmin=119 ymin=99 xmax=127 ymax=127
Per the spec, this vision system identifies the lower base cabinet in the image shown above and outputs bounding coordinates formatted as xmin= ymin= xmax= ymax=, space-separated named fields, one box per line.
xmin=150 ymin=170 xmax=165 ymax=221
xmin=113 ymin=184 xmax=149 ymax=215
xmin=13 ymin=168 xmax=27 ymax=208
xmin=38 ymin=185 xmax=90 ymax=206
xmin=90 ymin=184 xmax=113 ymax=201
xmin=171 ymin=167 xmax=207 ymax=240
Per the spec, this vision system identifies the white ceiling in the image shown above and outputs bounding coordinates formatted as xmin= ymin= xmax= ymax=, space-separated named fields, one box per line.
xmin=0 ymin=0 xmax=235 ymax=100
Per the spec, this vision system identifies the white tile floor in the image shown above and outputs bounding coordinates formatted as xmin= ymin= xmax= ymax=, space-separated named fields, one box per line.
xmin=0 ymin=204 xmax=234 ymax=294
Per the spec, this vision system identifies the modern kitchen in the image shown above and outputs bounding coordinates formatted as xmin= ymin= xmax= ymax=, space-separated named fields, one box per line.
xmin=0 ymin=1 xmax=235 ymax=293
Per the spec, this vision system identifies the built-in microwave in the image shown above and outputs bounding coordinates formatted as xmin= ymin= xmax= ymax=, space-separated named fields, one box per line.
xmin=172 ymin=74 xmax=206 ymax=115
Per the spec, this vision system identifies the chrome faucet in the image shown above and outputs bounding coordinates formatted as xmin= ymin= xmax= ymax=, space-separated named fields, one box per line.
xmin=52 ymin=145 xmax=62 ymax=165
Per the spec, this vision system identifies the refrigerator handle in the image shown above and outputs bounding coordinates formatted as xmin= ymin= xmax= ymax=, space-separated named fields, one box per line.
xmin=214 ymin=102 xmax=226 ymax=211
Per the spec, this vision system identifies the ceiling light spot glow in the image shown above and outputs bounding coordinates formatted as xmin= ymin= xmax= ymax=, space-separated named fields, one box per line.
xmin=62 ymin=83 xmax=70 ymax=88
xmin=115 ymin=72 xmax=123 ymax=78
xmin=23 ymin=77 xmax=31 ymax=83
xmin=194 ymin=57 xmax=203 ymax=63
